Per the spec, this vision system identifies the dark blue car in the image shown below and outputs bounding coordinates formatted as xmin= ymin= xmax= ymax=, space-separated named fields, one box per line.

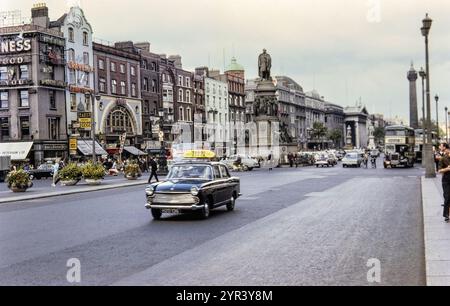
xmin=145 ymin=161 xmax=241 ymax=220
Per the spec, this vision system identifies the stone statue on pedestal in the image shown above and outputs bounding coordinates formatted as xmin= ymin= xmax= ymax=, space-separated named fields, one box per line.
xmin=258 ymin=49 xmax=272 ymax=81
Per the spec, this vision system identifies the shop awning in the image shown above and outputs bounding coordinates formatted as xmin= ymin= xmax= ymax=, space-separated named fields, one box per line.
xmin=77 ymin=140 xmax=108 ymax=156
xmin=123 ymin=146 xmax=147 ymax=156
xmin=0 ymin=142 xmax=33 ymax=160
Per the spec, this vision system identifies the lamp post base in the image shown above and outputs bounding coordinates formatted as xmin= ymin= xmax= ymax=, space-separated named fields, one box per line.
xmin=424 ymin=143 xmax=437 ymax=178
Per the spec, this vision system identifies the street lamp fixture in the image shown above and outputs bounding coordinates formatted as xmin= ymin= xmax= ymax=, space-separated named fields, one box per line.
xmin=421 ymin=13 xmax=435 ymax=178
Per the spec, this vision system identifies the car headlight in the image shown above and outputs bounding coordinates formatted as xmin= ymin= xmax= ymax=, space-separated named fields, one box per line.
xmin=191 ymin=186 xmax=199 ymax=196
xmin=145 ymin=187 xmax=154 ymax=196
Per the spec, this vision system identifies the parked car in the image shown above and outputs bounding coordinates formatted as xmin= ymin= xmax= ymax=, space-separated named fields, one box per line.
xmin=221 ymin=155 xmax=259 ymax=171
xmin=370 ymin=149 xmax=380 ymax=158
xmin=342 ymin=153 xmax=363 ymax=168
xmin=145 ymin=161 xmax=241 ymax=220
xmin=27 ymin=164 xmax=54 ymax=180
xmin=314 ymin=153 xmax=333 ymax=167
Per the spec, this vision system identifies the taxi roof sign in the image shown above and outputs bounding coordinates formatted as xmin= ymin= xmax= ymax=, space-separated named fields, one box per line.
xmin=183 ymin=150 xmax=216 ymax=159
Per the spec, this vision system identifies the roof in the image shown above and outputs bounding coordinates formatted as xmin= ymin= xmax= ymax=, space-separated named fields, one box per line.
xmin=274 ymin=76 xmax=303 ymax=92
xmin=225 ymin=57 xmax=244 ymax=72
xmin=49 ymin=14 xmax=67 ymax=28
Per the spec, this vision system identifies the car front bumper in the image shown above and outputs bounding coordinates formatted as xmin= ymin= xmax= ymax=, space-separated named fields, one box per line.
xmin=145 ymin=203 xmax=206 ymax=211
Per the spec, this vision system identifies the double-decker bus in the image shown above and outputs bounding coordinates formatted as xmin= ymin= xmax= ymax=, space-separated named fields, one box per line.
xmin=383 ymin=125 xmax=415 ymax=168
xmin=414 ymin=129 xmax=438 ymax=163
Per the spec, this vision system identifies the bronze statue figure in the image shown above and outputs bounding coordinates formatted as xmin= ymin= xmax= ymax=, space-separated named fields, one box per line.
xmin=258 ymin=49 xmax=272 ymax=81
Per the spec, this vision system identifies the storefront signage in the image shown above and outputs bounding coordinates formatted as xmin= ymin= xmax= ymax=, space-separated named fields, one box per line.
xmin=69 ymin=85 xmax=93 ymax=94
xmin=0 ymin=38 xmax=32 ymax=54
xmin=0 ymin=79 xmax=33 ymax=87
xmin=68 ymin=61 xmax=93 ymax=73
xmin=79 ymin=118 xmax=92 ymax=130
xmin=78 ymin=112 xmax=91 ymax=119
xmin=0 ymin=55 xmax=31 ymax=65
xmin=39 ymin=34 xmax=65 ymax=47
xmin=43 ymin=144 xmax=68 ymax=151
xmin=69 ymin=137 xmax=78 ymax=155
xmin=40 ymin=79 xmax=66 ymax=88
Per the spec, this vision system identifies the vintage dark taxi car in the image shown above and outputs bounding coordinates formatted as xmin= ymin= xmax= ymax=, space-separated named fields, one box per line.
xmin=145 ymin=161 xmax=241 ymax=220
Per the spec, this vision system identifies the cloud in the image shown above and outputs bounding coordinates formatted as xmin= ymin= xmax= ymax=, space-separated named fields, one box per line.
xmin=4 ymin=0 xmax=450 ymax=120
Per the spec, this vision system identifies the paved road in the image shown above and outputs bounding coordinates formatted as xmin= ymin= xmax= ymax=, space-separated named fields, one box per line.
xmin=0 ymin=159 xmax=426 ymax=285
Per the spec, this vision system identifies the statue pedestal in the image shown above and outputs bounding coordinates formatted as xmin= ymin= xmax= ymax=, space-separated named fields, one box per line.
xmin=368 ymin=136 xmax=376 ymax=150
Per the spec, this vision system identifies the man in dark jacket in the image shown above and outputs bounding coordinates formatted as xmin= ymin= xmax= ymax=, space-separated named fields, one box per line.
xmin=148 ymin=156 xmax=159 ymax=183
xmin=438 ymin=143 xmax=450 ymax=222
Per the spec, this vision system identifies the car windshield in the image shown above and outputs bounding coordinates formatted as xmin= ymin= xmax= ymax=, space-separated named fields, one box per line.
xmin=345 ymin=154 xmax=357 ymax=159
xmin=167 ymin=164 xmax=213 ymax=180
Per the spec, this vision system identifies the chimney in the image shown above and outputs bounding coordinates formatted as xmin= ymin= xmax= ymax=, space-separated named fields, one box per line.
xmin=114 ymin=41 xmax=136 ymax=53
xmin=168 ymin=55 xmax=182 ymax=69
xmin=195 ymin=67 xmax=209 ymax=77
xmin=135 ymin=42 xmax=150 ymax=52
xmin=31 ymin=3 xmax=49 ymax=28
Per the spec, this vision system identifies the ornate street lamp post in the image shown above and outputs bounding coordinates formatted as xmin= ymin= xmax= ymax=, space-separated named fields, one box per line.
xmin=435 ymin=94 xmax=439 ymax=139
xmin=85 ymin=92 xmax=102 ymax=164
xmin=421 ymin=13 xmax=436 ymax=178
xmin=445 ymin=106 xmax=448 ymax=143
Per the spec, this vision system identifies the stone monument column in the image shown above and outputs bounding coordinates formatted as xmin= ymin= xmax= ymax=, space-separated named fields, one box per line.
xmin=407 ymin=63 xmax=419 ymax=129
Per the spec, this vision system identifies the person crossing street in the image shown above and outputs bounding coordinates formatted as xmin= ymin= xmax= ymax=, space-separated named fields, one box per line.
xmin=148 ymin=156 xmax=159 ymax=184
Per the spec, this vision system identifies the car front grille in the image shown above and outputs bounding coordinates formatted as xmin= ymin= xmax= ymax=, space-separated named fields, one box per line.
xmin=151 ymin=193 xmax=199 ymax=205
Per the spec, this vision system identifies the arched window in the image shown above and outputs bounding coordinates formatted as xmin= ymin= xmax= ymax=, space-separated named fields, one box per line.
xmin=68 ymin=28 xmax=74 ymax=42
xmin=105 ymin=105 xmax=134 ymax=134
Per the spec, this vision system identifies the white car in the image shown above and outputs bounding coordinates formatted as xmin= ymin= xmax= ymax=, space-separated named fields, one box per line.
xmin=221 ymin=155 xmax=260 ymax=171
xmin=342 ymin=153 xmax=362 ymax=168
xmin=314 ymin=154 xmax=332 ymax=167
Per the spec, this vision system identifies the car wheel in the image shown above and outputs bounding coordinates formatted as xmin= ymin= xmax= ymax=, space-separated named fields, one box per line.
xmin=201 ymin=201 xmax=210 ymax=219
xmin=151 ymin=208 xmax=162 ymax=220
xmin=226 ymin=195 xmax=236 ymax=212
xmin=36 ymin=176 xmax=41 ymax=180
xmin=316 ymin=165 xmax=319 ymax=168
xmin=248 ymin=167 xmax=253 ymax=171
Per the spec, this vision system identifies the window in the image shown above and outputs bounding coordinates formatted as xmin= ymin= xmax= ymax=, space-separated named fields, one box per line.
xmin=111 ymin=62 xmax=116 ymax=72
xmin=143 ymin=78 xmax=149 ymax=91
xmin=85 ymin=94 xmax=90 ymax=111
xmin=20 ymin=116 xmax=30 ymax=139
xmin=0 ymin=118 xmax=9 ymax=140
xmin=120 ymin=81 xmax=126 ymax=95
xmin=69 ymin=70 xmax=76 ymax=85
xmin=111 ymin=79 xmax=117 ymax=94
xmin=68 ymin=27 xmax=74 ymax=42
xmin=49 ymin=90 xmax=56 ymax=109
xmin=19 ymin=65 xmax=29 ymax=79
xmin=19 ymin=90 xmax=29 ymax=108
xmin=99 ymin=78 xmax=106 ymax=93
xmin=70 ymin=93 xmax=77 ymax=111
xmin=152 ymin=79 xmax=156 ymax=92
xmin=68 ymin=49 xmax=75 ymax=62
xmin=178 ymin=76 xmax=182 ymax=86
xmin=83 ymin=31 xmax=88 ymax=46
xmin=48 ymin=117 xmax=59 ymax=140
xmin=120 ymin=64 xmax=125 ymax=74
xmin=105 ymin=105 xmax=133 ymax=134
xmin=219 ymin=165 xmax=230 ymax=178
xmin=178 ymin=89 xmax=183 ymax=102
xmin=0 ymin=67 xmax=7 ymax=81
xmin=131 ymin=66 xmax=136 ymax=76
xmin=83 ymin=52 xmax=89 ymax=65
xmin=186 ymin=107 xmax=191 ymax=121
xmin=179 ymin=107 xmax=184 ymax=121
xmin=186 ymin=91 xmax=191 ymax=103
xmin=131 ymin=83 xmax=136 ymax=97
xmin=186 ymin=77 xmax=190 ymax=88
xmin=0 ymin=92 xmax=8 ymax=108
xmin=98 ymin=59 xmax=104 ymax=70
xmin=142 ymin=60 xmax=148 ymax=69
xmin=213 ymin=166 xmax=221 ymax=179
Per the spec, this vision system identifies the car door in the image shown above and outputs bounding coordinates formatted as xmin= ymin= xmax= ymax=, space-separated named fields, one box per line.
xmin=211 ymin=165 xmax=224 ymax=205
xmin=219 ymin=164 xmax=234 ymax=201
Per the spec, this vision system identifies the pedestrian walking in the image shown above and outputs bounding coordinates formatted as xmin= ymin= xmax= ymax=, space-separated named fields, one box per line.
xmin=51 ymin=159 xmax=61 ymax=187
xmin=436 ymin=143 xmax=446 ymax=172
xmin=294 ymin=153 xmax=299 ymax=168
xmin=288 ymin=152 xmax=294 ymax=168
xmin=267 ymin=153 xmax=273 ymax=171
xmin=148 ymin=156 xmax=159 ymax=183
xmin=438 ymin=143 xmax=450 ymax=222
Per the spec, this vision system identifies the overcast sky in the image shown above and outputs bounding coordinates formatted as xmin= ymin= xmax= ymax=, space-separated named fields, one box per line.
xmin=4 ymin=0 xmax=450 ymax=122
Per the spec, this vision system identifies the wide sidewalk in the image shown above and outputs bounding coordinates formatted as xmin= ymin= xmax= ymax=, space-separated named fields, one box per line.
xmin=421 ymin=175 xmax=450 ymax=286
xmin=0 ymin=173 xmax=158 ymax=204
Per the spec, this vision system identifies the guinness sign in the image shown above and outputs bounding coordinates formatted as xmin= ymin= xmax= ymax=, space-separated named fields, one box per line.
xmin=0 ymin=39 xmax=32 ymax=54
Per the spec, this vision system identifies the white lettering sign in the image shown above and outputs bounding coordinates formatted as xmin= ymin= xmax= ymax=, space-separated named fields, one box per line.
xmin=0 ymin=38 xmax=32 ymax=54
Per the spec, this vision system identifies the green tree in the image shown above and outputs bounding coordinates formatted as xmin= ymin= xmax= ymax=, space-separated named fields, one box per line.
xmin=311 ymin=122 xmax=328 ymax=149
xmin=328 ymin=128 xmax=343 ymax=148
xmin=373 ymin=127 xmax=385 ymax=144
